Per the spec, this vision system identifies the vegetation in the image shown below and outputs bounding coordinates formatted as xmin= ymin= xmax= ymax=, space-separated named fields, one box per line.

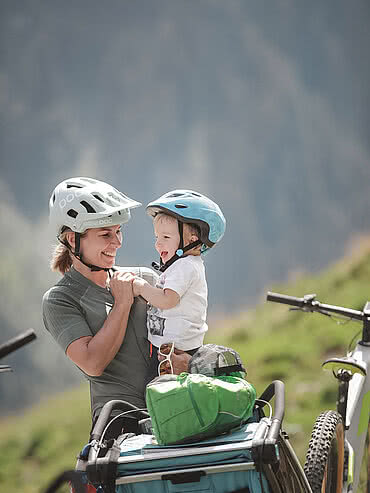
xmin=0 ymin=240 xmax=369 ymax=492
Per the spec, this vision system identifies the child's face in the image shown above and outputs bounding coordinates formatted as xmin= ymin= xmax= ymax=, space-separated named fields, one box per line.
xmin=153 ymin=215 xmax=180 ymax=263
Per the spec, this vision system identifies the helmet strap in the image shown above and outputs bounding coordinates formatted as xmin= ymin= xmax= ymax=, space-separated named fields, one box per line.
xmin=152 ymin=219 xmax=202 ymax=273
xmin=74 ymin=232 xmax=81 ymax=258
xmin=152 ymin=238 xmax=202 ymax=273
xmin=58 ymin=232 xmax=110 ymax=273
xmin=178 ymin=221 xmax=184 ymax=251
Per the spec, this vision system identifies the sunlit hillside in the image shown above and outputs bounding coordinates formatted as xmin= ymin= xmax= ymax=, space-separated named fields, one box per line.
xmin=0 ymin=237 xmax=369 ymax=493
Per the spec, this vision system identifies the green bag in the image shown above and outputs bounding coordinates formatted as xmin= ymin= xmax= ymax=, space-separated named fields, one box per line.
xmin=146 ymin=372 xmax=256 ymax=445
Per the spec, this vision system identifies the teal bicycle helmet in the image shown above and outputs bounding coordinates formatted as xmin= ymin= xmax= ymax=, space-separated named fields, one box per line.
xmin=146 ymin=189 xmax=226 ymax=271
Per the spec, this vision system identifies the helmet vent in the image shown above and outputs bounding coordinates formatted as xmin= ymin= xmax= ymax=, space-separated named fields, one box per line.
xmin=93 ymin=194 xmax=104 ymax=203
xmin=67 ymin=209 xmax=78 ymax=218
xmin=51 ymin=193 xmax=56 ymax=204
xmin=166 ymin=192 xmax=183 ymax=198
xmin=66 ymin=184 xmax=83 ymax=189
xmin=175 ymin=204 xmax=188 ymax=209
xmin=191 ymin=192 xmax=202 ymax=197
xmin=80 ymin=201 xmax=96 ymax=213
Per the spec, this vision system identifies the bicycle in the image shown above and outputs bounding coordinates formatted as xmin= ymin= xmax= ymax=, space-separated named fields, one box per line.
xmin=0 ymin=329 xmax=88 ymax=493
xmin=266 ymin=291 xmax=370 ymax=493
xmin=0 ymin=328 xmax=36 ymax=371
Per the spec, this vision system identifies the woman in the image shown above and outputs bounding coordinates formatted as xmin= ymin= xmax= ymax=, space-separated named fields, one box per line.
xmin=42 ymin=177 xmax=189 ymax=439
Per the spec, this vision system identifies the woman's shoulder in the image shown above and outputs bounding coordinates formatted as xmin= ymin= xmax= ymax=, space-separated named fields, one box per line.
xmin=42 ymin=270 xmax=86 ymax=305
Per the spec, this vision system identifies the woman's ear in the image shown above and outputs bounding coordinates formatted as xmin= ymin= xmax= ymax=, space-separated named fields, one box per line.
xmin=65 ymin=231 xmax=75 ymax=249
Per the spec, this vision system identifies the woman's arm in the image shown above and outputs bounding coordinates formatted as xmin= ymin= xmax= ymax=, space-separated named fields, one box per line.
xmin=66 ymin=271 xmax=134 ymax=376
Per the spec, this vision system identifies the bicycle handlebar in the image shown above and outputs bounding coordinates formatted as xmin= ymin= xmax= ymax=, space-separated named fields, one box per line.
xmin=90 ymin=400 xmax=149 ymax=441
xmin=0 ymin=329 xmax=37 ymax=361
xmin=266 ymin=292 xmax=307 ymax=308
xmin=266 ymin=291 xmax=366 ymax=321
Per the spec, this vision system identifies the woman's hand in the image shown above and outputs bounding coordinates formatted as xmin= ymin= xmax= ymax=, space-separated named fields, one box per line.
xmin=133 ymin=277 xmax=147 ymax=297
xmin=109 ymin=270 xmax=135 ymax=309
xmin=67 ymin=270 xmax=136 ymax=376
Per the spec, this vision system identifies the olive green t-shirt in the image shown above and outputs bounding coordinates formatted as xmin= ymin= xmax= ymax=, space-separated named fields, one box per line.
xmin=42 ymin=266 xmax=158 ymax=422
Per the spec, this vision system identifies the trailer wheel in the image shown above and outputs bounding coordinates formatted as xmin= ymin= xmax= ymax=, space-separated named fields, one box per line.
xmin=304 ymin=411 xmax=344 ymax=493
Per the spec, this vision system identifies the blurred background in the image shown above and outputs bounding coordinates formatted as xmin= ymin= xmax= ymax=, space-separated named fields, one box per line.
xmin=1 ymin=0 xmax=369 ymax=415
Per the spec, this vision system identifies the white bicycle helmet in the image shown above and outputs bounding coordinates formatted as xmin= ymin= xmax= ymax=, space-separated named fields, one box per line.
xmin=49 ymin=177 xmax=141 ymax=271
xmin=49 ymin=177 xmax=141 ymax=237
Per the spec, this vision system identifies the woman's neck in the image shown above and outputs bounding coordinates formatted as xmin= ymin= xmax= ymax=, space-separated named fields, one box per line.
xmin=72 ymin=261 xmax=109 ymax=288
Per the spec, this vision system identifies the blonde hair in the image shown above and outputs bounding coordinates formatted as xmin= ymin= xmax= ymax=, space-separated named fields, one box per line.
xmin=50 ymin=228 xmax=86 ymax=274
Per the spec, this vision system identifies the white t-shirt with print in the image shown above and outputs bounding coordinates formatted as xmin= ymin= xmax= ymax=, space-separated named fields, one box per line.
xmin=147 ymin=255 xmax=208 ymax=351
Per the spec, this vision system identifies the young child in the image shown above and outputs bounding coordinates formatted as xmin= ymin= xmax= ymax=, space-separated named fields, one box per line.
xmin=133 ymin=190 xmax=226 ymax=380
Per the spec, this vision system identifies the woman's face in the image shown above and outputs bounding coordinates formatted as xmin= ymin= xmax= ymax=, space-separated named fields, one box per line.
xmin=80 ymin=225 xmax=123 ymax=269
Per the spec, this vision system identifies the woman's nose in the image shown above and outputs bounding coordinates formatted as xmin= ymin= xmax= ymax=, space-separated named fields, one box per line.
xmin=113 ymin=233 xmax=122 ymax=247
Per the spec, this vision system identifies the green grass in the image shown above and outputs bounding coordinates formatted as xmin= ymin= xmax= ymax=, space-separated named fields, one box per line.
xmin=0 ymin=386 xmax=91 ymax=492
xmin=1 ymin=240 xmax=369 ymax=492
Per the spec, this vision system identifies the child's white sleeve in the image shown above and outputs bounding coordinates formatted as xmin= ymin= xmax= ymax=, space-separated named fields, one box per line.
xmin=162 ymin=259 xmax=197 ymax=298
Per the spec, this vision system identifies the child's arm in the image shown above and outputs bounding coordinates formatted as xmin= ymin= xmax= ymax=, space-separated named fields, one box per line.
xmin=133 ymin=278 xmax=180 ymax=310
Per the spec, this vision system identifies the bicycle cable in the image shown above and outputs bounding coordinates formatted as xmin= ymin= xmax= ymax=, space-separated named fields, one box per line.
xmin=97 ymin=408 xmax=148 ymax=452
xmin=347 ymin=330 xmax=362 ymax=353
xmin=255 ymin=399 xmax=273 ymax=420
xmin=321 ymin=312 xmax=361 ymax=353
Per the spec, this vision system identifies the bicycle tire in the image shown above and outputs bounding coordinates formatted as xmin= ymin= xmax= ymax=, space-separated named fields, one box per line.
xmin=304 ymin=410 xmax=344 ymax=493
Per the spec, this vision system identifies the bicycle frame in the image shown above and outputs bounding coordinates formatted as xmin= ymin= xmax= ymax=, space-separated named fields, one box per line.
xmin=344 ymin=340 xmax=369 ymax=491
xmin=266 ymin=292 xmax=370 ymax=493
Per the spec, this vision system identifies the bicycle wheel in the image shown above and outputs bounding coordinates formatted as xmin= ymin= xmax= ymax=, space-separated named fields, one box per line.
xmin=304 ymin=410 xmax=344 ymax=493
xmin=358 ymin=421 xmax=369 ymax=493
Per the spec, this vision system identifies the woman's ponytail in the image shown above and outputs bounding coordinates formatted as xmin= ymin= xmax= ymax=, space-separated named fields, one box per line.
xmin=50 ymin=230 xmax=73 ymax=274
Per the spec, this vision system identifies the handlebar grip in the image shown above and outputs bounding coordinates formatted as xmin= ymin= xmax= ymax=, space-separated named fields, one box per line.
xmin=266 ymin=291 xmax=305 ymax=308
xmin=0 ymin=329 xmax=37 ymax=360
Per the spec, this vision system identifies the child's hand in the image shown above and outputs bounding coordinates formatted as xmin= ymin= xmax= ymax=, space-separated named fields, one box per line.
xmin=132 ymin=277 xmax=147 ymax=297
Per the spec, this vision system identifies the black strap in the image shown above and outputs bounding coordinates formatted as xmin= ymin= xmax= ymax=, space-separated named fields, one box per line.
xmin=214 ymin=364 xmax=245 ymax=376
xmin=58 ymin=233 xmax=111 ymax=272
xmin=153 ymin=239 xmax=202 ymax=273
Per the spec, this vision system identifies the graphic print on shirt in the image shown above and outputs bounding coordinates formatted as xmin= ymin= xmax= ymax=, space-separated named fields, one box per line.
xmin=147 ymin=275 xmax=166 ymax=337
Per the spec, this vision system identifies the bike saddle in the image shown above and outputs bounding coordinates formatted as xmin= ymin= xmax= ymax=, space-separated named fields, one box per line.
xmin=322 ymin=357 xmax=367 ymax=377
